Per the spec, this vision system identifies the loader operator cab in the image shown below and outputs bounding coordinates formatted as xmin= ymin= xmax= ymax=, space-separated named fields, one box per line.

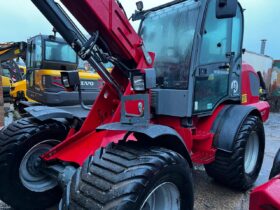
xmin=139 ymin=0 xmax=243 ymax=116
xmin=25 ymin=35 xmax=100 ymax=106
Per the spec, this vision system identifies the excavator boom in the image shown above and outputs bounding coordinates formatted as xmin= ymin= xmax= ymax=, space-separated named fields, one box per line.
xmin=0 ymin=42 xmax=26 ymax=63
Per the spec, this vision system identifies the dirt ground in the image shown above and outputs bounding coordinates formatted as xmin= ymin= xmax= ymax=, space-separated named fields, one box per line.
xmin=0 ymin=110 xmax=280 ymax=210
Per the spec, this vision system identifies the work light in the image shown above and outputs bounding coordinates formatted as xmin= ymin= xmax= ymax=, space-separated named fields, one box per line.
xmin=62 ymin=76 xmax=70 ymax=88
xmin=132 ymin=74 xmax=145 ymax=91
xmin=60 ymin=71 xmax=80 ymax=91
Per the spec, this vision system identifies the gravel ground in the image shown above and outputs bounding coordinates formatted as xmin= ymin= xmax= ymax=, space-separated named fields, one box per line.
xmin=1 ymin=108 xmax=279 ymax=210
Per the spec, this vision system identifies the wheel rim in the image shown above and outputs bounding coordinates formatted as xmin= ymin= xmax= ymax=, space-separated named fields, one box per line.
xmin=140 ymin=182 xmax=180 ymax=210
xmin=19 ymin=140 xmax=59 ymax=192
xmin=244 ymin=131 xmax=260 ymax=174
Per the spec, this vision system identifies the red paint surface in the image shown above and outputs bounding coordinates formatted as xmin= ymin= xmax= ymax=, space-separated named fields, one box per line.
xmin=250 ymin=175 xmax=280 ymax=210
xmin=242 ymin=63 xmax=261 ymax=104
xmin=61 ymin=0 xmax=143 ymax=64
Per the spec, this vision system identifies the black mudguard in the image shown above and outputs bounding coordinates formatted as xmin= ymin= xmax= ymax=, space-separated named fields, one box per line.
xmin=97 ymin=123 xmax=193 ymax=167
xmin=212 ymin=105 xmax=262 ymax=153
xmin=25 ymin=106 xmax=74 ymax=121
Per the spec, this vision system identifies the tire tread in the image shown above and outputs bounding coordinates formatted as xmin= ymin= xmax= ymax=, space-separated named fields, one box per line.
xmin=0 ymin=117 xmax=69 ymax=209
xmin=70 ymin=144 xmax=189 ymax=210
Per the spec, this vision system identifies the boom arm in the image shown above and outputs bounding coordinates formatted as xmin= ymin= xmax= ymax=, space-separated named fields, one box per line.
xmin=60 ymin=0 xmax=144 ymax=64
xmin=0 ymin=42 xmax=26 ymax=63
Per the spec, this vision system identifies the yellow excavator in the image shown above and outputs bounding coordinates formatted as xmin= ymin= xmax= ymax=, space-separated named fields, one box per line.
xmin=9 ymin=64 xmax=35 ymax=108
xmin=0 ymin=33 xmax=103 ymax=111
xmin=0 ymin=42 xmax=26 ymax=102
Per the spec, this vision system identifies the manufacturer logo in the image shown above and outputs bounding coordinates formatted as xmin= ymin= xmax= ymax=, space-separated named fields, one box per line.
xmin=231 ymin=80 xmax=239 ymax=94
xmin=81 ymin=81 xmax=95 ymax=87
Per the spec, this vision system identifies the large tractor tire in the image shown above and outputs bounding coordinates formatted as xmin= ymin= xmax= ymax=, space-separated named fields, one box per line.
xmin=205 ymin=115 xmax=265 ymax=191
xmin=69 ymin=143 xmax=194 ymax=210
xmin=0 ymin=117 xmax=69 ymax=210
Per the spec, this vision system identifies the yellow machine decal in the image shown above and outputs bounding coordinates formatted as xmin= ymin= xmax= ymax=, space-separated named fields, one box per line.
xmin=242 ymin=94 xmax=248 ymax=104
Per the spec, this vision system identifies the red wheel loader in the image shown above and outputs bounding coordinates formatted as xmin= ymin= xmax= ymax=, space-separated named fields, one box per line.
xmin=0 ymin=0 xmax=270 ymax=209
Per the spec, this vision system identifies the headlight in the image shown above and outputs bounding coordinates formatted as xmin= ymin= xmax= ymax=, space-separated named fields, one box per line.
xmin=60 ymin=71 xmax=80 ymax=91
xmin=132 ymin=74 xmax=145 ymax=91
xmin=62 ymin=76 xmax=70 ymax=88
xmin=42 ymin=76 xmax=46 ymax=86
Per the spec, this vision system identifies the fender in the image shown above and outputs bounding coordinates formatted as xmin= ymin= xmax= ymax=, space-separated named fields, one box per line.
xmin=212 ymin=105 xmax=263 ymax=153
xmin=25 ymin=106 xmax=74 ymax=121
xmin=97 ymin=123 xmax=193 ymax=167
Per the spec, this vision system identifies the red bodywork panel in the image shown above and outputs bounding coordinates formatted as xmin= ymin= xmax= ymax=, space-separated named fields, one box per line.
xmin=242 ymin=63 xmax=261 ymax=105
xmin=61 ymin=0 xmax=143 ymax=64
xmin=41 ymin=0 xmax=270 ymax=167
xmin=250 ymin=175 xmax=280 ymax=210
xmin=242 ymin=63 xmax=270 ymax=122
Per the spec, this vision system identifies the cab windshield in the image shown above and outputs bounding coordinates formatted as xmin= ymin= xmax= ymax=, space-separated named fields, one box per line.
xmin=45 ymin=41 xmax=76 ymax=63
xmin=140 ymin=0 xmax=200 ymax=89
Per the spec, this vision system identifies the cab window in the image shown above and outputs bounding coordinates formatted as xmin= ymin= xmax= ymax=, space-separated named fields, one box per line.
xmin=231 ymin=6 xmax=243 ymax=60
xmin=45 ymin=41 xmax=76 ymax=63
xmin=199 ymin=0 xmax=231 ymax=64
xmin=140 ymin=1 xmax=200 ymax=89
xmin=26 ymin=36 xmax=42 ymax=68
xmin=2 ymin=69 xmax=10 ymax=77
xmin=194 ymin=0 xmax=233 ymax=113
xmin=33 ymin=37 xmax=42 ymax=68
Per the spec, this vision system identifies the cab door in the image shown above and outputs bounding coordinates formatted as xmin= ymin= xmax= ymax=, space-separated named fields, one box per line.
xmin=193 ymin=0 xmax=242 ymax=114
xmin=26 ymin=36 xmax=42 ymax=93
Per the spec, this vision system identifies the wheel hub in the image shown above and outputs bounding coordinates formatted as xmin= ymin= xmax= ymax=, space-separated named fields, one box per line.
xmin=141 ymin=182 xmax=180 ymax=210
xmin=19 ymin=140 xmax=59 ymax=192
xmin=244 ymin=131 xmax=260 ymax=174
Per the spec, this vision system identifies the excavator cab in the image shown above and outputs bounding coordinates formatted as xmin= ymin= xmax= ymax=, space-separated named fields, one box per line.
xmin=25 ymin=35 xmax=100 ymax=106
xmin=0 ymin=35 xmax=102 ymax=110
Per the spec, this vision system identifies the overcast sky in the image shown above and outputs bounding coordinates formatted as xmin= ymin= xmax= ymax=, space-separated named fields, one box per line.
xmin=0 ymin=0 xmax=279 ymax=59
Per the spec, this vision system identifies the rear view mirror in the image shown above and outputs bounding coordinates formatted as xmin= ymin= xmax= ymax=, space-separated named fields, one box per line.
xmin=216 ymin=0 xmax=238 ymax=19
xmin=136 ymin=1 xmax=144 ymax=11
